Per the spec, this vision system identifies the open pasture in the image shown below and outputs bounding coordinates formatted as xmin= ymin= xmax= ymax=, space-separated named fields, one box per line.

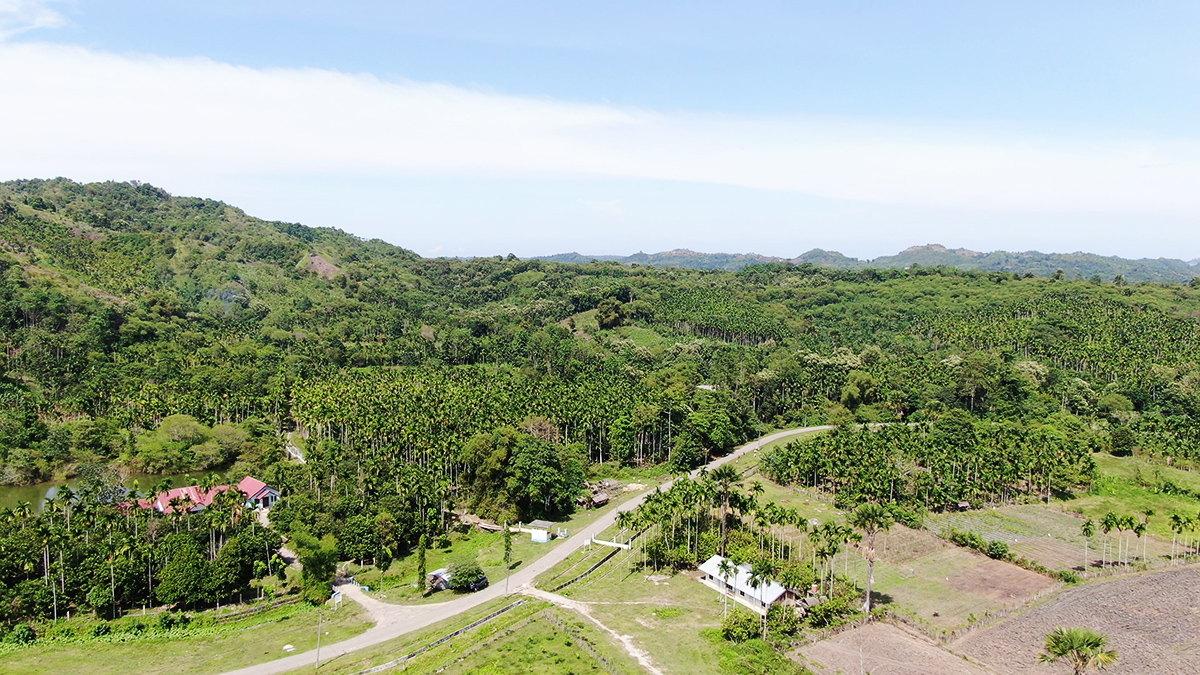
xmin=798 ymin=622 xmax=997 ymax=675
xmin=954 ymin=566 xmax=1200 ymax=674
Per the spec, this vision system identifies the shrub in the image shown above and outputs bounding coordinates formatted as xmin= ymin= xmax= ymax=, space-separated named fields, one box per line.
xmin=91 ymin=622 xmax=112 ymax=637
xmin=986 ymin=540 xmax=1010 ymax=560
xmin=721 ymin=609 xmax=761 ymax=642
xmin=447 ymin=561 xmax=488 ymax=592
xmin=5 ymin=623 xmax=37 ymax=644
xmin=766 ymin=604 xmax=801 ymax=637
xmin=157 ymin=610 xmax=189 ymax=631
xmin=807 ymin=597 xmax=857 ymax=629
xmin=1054 ymin=570 xmax=1080 ymax=584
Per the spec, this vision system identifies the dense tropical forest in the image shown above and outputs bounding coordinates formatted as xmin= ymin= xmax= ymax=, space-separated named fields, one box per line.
xmin=2 ymin=177 xmax=1200 ymax=631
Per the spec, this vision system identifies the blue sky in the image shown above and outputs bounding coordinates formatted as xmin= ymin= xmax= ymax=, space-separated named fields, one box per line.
xmin=1 ymin=1 xmax=1198 ymax=260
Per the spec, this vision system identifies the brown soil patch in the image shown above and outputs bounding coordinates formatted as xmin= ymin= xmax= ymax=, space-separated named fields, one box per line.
xmin=955 ymin=566 xmax=1200 ymax=674
xmin=946 ymin=559 xmax=1056 ymax=605
xmin=878 ymin=524 xmax=955 ymax=564
xmin=800 ymin=623 xmax=996 ymax=675
xmin=306 ymin=253 xmax=341 ymax=280
xmin=69 ymin=226 xmax=105 ymax=242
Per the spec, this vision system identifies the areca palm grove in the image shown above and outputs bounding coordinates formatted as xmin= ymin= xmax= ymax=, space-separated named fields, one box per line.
xmin=762 ymin=413 xmax=1097 ymax=512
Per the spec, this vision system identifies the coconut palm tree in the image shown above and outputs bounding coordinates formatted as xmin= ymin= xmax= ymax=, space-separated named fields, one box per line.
xmin=1169 ymin=513 xmax=1184 ymax=563
xmin=1038 ymin=627 xmax=1118 ymax=675
xmin=847 ymin=503 xmax=894 ymax=613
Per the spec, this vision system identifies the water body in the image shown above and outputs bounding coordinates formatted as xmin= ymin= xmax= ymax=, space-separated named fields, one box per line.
xmin=0 ymin=471 xmax=229 ymax=512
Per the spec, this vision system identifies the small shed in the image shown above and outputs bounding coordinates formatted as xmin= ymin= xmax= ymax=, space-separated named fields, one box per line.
xmin=427 ymin=568 xmax=452 ymax=591
xmin=527 ymin=520 xmax=555 ymax=543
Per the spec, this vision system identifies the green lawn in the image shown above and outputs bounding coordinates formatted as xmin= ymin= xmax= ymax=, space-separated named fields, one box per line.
xmin=1 ymin=600 xmax=370 ymax=675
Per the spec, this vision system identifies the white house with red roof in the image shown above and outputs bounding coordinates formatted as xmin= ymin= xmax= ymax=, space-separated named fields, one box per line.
xmin=137 ymin=476 xmax=280 ymax=513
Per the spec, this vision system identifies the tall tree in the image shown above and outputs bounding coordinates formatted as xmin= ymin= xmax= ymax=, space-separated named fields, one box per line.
xmin=847 ymin=503 xmax=894 ymax=613
xmin=709 ymin=465 xmax=742 ymax=557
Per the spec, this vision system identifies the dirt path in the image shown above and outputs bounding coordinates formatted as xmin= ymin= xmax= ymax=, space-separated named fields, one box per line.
xmin=521 ymin=585 xmax=665 ymax=675
xmin=216 ymin=426 xmax=831 ymax=675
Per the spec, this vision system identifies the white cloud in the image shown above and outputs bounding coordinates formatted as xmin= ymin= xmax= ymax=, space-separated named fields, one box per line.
xmin=1 ymin=40 xmax=1200 ymax=226
xmin=0 ymin=0 xmax=65 ymax=39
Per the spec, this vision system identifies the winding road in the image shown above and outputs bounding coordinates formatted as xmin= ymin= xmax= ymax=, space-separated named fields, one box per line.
xmin=219 ymin=425 xmax=831 ymax=675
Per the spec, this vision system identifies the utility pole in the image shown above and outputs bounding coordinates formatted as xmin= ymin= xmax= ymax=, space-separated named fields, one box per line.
xmin=315 ymin=611 xmax=322 ymax=670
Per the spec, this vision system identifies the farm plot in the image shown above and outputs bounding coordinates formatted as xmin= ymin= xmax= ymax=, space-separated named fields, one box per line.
xmin=927 ymin=504 xmax=1174 ymax=572
xmin=955 ymin=566 xmax=1200 ymax=675
xmin=837 ymin=526 xmax=1057 ymax=634
xmin=799 ymin=622 xmax=997 ymax=675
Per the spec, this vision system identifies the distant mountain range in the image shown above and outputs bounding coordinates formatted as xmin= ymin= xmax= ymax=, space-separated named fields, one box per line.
xmin=536 ymin=245 xmax=1200 ymax=283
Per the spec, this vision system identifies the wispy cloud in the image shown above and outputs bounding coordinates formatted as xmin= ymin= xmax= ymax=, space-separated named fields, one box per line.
xmin=1 ymin=40 xmax=1199 ymax=222
xmin=0 ymin=0 xmax=65 ymax=39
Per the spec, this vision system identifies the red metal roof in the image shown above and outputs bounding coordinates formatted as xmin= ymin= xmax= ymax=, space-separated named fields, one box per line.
xmin=137 ymin=476 xmax=274 ymax=513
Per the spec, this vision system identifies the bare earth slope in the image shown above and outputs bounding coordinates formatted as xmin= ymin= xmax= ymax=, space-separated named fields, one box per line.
xmin=955 ymin=566 xmax=1200 ymax=674
xmin=800 ymin=622 xmax=997 ymax=675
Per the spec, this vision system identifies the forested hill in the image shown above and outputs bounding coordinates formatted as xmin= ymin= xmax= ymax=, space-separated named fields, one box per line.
xmin=538 ymin=244 xmax=1199 ymax=282
xmin=2 ymin=176 xmax=1200 ymax=504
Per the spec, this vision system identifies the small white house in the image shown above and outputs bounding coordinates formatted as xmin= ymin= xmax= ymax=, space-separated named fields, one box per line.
xmin=699 ymin=554 xmax=793 ymax=612
xmin=527 ymin=520 xmax=555 ymax=543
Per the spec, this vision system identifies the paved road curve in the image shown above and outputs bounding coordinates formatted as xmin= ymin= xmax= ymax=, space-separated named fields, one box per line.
xmin=219 ymin=426 xmax=831 ymax=675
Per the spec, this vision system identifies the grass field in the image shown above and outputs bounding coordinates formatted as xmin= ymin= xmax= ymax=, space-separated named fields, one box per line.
xmin=2 ymin=600 xmax=370 ymax=675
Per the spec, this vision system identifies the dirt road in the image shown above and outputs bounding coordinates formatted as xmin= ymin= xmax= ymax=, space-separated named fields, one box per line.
xmin=217 ymin=426 xmax=830 ymax=675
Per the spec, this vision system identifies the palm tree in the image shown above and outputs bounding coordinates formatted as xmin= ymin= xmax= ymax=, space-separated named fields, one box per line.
xmin=717 ymin=557 xmax=736 ymax=619
xmin=1169 ymin=513 xmax=1184 ymax=564
xmin=1080 ymin=519 xmax=1095 ymax=572
xmin=1100 ymin=512 xmax=1117 ymax=567
xmin=1139 ymin=509 xmax=1154 ymax=563
xmin=747 ymin=558 xmax=776 ymax=638
xmin=709 ymin=465 xmax=742 ymax=557
xmin=847 ymin=503 xmax=894 ymax=613
xmin=1038 ymin=627 xmax=1118 ymax=675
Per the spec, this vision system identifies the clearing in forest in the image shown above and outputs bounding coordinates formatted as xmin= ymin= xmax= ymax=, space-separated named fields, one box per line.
xmin=954 ymin=566 xmax=1200 ymax=675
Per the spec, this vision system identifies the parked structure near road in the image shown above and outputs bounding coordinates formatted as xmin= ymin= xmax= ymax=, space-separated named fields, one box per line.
xmin=526 ymin=520 xmax=556 ymax=543
xmin=699 ymin=554 xmax=795 ymax=614
xmin=135 ymin=476 xmax=280 ymax=513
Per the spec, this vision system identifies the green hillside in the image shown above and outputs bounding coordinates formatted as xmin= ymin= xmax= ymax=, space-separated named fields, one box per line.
xmin=3 ymin=177 xmax=1200 ymax=635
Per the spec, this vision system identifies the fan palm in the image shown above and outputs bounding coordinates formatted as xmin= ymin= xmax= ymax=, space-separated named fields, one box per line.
xmin=1038 ymin=627 xmax=1118 ymax=675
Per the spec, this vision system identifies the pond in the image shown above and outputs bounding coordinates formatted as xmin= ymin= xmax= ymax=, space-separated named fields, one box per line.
xmin=0 ymin=471 xmax=230 ymax=512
